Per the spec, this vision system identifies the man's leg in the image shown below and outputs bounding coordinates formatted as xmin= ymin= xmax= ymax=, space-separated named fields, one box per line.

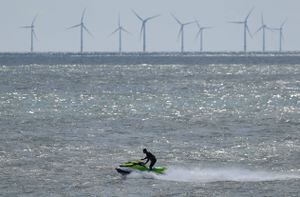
xmin=149 ymin=159 xmax=157 ymax=170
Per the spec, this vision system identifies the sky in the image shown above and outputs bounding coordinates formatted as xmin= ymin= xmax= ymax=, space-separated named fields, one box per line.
xmin=0 ymin=0 xmax=299 ymax=52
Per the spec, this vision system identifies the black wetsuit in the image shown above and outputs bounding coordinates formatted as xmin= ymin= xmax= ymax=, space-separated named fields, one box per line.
xmin=142 ymin=151 xmax=157 ymax=170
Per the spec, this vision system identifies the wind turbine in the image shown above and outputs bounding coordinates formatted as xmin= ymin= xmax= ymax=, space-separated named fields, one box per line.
xmin=195 ymin=20 xmax=212 ymax=52
xmin=67 ymin=9 xmax=93 ymax=53
xmin=132 ymin=10 xmax=160 ymax=52
xmin=172 ymin=14 xmax=194 ymax=53
xmin=229 ymin=8 xmax=254 ymax=52
xmin=21 ymin=15 xmax=38 ymax=53
xmin=110 ymin=13 xmax=130 ymax=54
xmin=254 ymin=14 xmax=272 ymax=52
xmin=271 ymin=20 xmax=287 ymax=52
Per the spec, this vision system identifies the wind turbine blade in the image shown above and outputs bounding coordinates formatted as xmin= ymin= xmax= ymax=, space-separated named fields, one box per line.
xmin=254 ymin=26 xmax=263 ymax=35
xmin=139 ymin=23 xmax=144 ymax=40
xmin=184 ymin=21 xmax=195 ymax=26
xmin=281 ymin=19 xmax=287 ymax=28
xmin=202 ymin=26 xmax=213 ymax=30
xmin=118 ymin=13 xmax=121 ymax=27
xmin=67 ymin=24 xmax=81 ymax=30
xmin=177 ymin=28 xmax=182 ymax=41
xmin=109 ymin=28 xmax=120 ymax=37
xmin=245 ymin=7 xmax=255 ymax=20
xmin=132 ymin=10 xmax=143 ymax=21
xmin=194 ymin=19 xmax=201 ymax=28
xmin=195 ymin=30 xmax=201 ymax=41
xmin=228 ymin=21 xmax=244 ymax=24
xmin=20 ymin=26 xmax=32 ymax=28
xmin=261 ymin=13 xmax=264 ymax=25
xmin=269 ymin=27 xmax=279 ymax=31
xmin=81 ymin=9 xmax=86 ymax=22
xmin=32 ymin=14 xmax=38 ymax=26
xmin=246 ymin=25 xmax=253 ymax=38
xmin=171 ymin=13 xmax=182 ymax=25
xmin=33 ymin=30 xmax=38 ymax=40
xmin=266 ymin=26 xmax=274 ymax=32
xmin=121 ymin=27 xmax=131 ymax=35
xmin=83 ymin=25 xmax=93 ymax=37
xmin=146 ymin=14 xmax=160 ymax=21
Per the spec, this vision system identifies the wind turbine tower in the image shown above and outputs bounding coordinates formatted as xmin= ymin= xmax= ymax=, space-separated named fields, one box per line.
xmin=68 ymin=9 xmax=93 ymax=53
xmin=195 ymin=20 xmax=212 ymax=52
xmin=110 ymin=14 xmax=130 ymax=54
xmin=255 ymin=14 xmax=271 ymax=52
xmin=21 ymin=15 xmax=38 ymax=53
xmin=229 ymin=8 xmax=254 ymax=52
xmin=172 ymin=14 xmax=194 ymax=53
xmin=132 ymin=10 xmax=160 ymax=52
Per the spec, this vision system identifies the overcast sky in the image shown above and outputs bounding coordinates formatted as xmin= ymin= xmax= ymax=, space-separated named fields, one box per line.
xmin=0 ymin=0 xmax=299 ymax=52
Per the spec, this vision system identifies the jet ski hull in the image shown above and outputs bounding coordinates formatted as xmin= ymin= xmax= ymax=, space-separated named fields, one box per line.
xmin=116 ymin=160 xmax=166 ymax=175
xmin=115 ymin=167 xmax=132 ymax=175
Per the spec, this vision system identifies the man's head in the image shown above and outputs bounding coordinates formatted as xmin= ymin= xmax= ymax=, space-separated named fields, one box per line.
xmin=143 ymin=148 xmax=147 ymax=153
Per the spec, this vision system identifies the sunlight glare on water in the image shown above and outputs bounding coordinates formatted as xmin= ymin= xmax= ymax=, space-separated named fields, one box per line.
xmin=0 ymin=60 xmax=300 ymax=196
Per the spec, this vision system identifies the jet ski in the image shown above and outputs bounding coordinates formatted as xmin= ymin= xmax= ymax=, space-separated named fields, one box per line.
xmin=116 ymin=160 xmax=166 ymax=175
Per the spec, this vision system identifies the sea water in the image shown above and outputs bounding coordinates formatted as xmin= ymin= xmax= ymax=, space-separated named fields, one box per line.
xmin=0 ymin=55 xmax=300 ymax=196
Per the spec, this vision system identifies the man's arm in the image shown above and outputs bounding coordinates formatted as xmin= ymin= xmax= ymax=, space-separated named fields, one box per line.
xmin=141 ymin=156 xmax=147 ymax=160
xmin=143 ymin=158 xmax=149 ymax=165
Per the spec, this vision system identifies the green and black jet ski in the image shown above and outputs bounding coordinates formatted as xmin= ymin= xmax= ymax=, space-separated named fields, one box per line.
xmin=116 ymin=160 xmax=166 ymax=175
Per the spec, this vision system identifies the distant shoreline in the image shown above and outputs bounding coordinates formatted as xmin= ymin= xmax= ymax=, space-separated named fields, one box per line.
xmin=1 ymin=51 xmax=300 ymax=65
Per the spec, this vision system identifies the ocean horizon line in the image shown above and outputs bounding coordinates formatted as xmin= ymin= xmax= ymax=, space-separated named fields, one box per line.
xmin=1 ymin=51 xmax=300 ymax=66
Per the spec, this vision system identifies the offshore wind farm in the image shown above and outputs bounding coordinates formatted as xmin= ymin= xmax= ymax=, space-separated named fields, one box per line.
xmin=13 ymin=8 xmax=294 ymax=54
xmin=1 ymin=1 xmax=300 ymax=197
xmin=1 ymin=1 xmax=300 ymax=53
xmin=1 ymin=2 xmax=298 ymax=53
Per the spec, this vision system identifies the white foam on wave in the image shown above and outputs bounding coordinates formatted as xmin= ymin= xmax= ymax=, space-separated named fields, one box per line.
xmin=152 ymin=166 xmax=300 ymax=183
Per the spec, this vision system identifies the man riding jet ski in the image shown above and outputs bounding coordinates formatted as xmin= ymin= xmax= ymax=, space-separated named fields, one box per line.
xmin=115 ymin=149 xmax=166 ymax=175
